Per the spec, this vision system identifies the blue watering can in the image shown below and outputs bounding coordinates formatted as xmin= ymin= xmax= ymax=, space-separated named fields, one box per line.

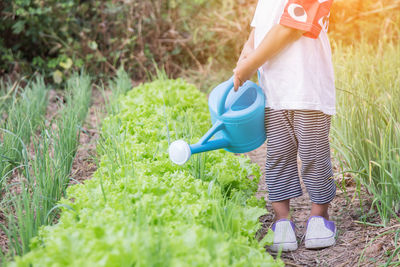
xmin=168 ymin=77 xmax=266 ymax=165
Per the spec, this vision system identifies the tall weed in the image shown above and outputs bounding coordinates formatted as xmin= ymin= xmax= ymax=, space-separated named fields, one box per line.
xmin=1 ymin=72 xmax=91 ymax=259
xmin=103 ymin=67 xmax=132 ymax=115
xmin=0 ymin=78 xmax=47 ymax=192
xmin=332 ymin=41 xmax=400 ymax=224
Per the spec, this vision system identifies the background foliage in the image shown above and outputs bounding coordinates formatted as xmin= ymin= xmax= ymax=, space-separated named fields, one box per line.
xmin=1 ymin=0 xmax=399 ymax=82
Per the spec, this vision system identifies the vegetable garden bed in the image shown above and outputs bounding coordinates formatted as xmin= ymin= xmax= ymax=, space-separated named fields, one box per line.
xmin=9 ymin=78 xmax=282 ymax=266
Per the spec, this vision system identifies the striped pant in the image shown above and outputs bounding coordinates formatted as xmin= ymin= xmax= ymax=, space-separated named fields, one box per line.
xmin=265 ymin=108 xmax=336 ymax=204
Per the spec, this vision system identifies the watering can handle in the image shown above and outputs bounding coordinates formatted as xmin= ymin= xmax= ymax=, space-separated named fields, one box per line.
xmin=217 ymin=76 xmax=235 ymax=116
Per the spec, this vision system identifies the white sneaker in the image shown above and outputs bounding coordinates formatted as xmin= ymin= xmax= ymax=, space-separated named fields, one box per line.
xmin=270 ymin=219 xmax=298 ymax=252
xmin=305 ymin=216 xmax=336 ymax=249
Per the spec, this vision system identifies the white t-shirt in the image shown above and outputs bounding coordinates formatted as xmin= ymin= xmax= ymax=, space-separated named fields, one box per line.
xmin=251 ymin=0 xmax=336 ymax=115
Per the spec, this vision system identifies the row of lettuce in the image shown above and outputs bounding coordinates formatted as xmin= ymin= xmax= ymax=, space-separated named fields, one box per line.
xmin=8 ymin=76 xmax=282 ymax=266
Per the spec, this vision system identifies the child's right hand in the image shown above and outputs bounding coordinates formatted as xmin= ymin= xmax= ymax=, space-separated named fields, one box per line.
xmin=233 ymin=56 xmax=257 ymax=91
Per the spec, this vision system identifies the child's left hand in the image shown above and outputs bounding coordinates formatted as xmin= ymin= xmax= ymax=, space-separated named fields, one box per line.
xmin=233 ymin=57 xmax=257 ymax=91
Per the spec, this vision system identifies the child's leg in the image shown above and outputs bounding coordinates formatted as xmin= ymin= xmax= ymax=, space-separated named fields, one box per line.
xmin=311 ymin=203 xmax=330 ymax=220
xmin=271 ymin=199 xmax=291 ymax=220
xmin=294 ymin=110 xmax=336 ymax=218
xmin=265 ymin=108 xmax=302 ymax=220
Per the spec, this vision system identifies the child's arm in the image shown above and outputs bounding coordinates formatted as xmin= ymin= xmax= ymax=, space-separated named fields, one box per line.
xmin=237 ymin=29 xmax=255 ymax=63
xmin=234 ymin=0 xmax=333 ymax=91
xmin=233 ymin=24 xmax=305 ymax=91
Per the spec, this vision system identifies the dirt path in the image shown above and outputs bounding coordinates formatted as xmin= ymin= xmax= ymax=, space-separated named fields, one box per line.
xmin=246 ymin=144 xmax=399 ymax=267
xmin=69 ymin=89 xmax=104 ymax=186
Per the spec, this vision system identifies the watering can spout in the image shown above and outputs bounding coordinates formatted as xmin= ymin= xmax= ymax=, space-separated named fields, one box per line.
xmin=168 ymin=121 xmax=230 ymax=165
xmin=169 ymin=76 xmax=266 ymax=165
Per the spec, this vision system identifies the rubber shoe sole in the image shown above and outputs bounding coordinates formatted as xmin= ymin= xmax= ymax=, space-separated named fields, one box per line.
xmin=305 ymin=236 xmax=336 ymax=249
xmin=270 ymin=241 xmax=298 ymax=252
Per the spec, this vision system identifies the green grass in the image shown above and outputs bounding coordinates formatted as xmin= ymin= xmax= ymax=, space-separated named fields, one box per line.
xmin=54 ymin=72 xmax=91 ymax=186
xmin=102 ymin=67 xmax=133 ymax=116
xmin=0 ymin=80 xmax=19 ymax=120
xmin=0 ymin=72 xmax=92 ymax=260
xmin=0 ymin=78 xmax=48 ymax=192
xmin=332 ymin=41 xmax=400 ymax=224
xmin=332 ymin=41 xmax=400 ymax=266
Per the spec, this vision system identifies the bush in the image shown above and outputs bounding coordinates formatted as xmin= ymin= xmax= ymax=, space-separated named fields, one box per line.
xmin=0 ymin=0 xmax=257 ymax=81
xmin=0 ymin=0 xmax=398 ymax=81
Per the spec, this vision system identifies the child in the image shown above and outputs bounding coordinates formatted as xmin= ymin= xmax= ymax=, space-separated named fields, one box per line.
xmin=234 ymin=0 xmax=336 ymax=251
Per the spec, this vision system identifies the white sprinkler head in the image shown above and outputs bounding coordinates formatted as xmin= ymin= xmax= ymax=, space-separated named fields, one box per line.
xmin=168 ymin=140 xmax=192 ymax=165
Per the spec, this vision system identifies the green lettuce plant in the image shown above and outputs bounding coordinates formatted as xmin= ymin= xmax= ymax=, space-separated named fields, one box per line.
xmin=9 ymin=77 xmax=281 ymax=266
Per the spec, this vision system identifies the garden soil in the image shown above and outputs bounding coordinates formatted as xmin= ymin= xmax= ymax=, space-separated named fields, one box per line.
xmin=247 ymin=144 xmax=399 ymax=267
